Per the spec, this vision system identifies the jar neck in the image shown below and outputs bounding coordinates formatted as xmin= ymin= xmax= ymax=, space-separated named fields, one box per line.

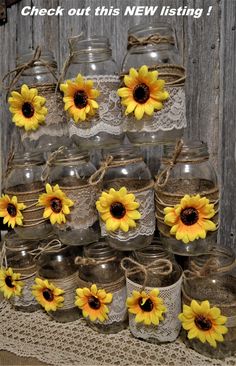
xmin=84 ymin=242 xmax=118 ymax=260
xmin=53 ymin=149 xmax=89 ymax=166
xmin=103 ymin=146 xmax=142 ymax=162
xmin=11 ymin=152 xmax=45 ymax=167
xmin=17 ymin=49 xmax=57 ymax=76
xmin=69 ymin=36 xmax=112 ymax=64
xmin=133 ymin=244 xmax=173 ymax=264
xmin=163 ymin=141 xmax=209 ymax=162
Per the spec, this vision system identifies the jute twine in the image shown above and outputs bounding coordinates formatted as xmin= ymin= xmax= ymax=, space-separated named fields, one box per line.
xmin=127 ymin=34 xmax=175 ymax=49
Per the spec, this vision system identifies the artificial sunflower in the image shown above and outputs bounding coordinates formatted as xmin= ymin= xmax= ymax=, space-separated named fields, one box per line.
xmin=75 ymin=284 xmax=113 ymax=322
xmin=37 ymin=183 xmax=74 ymax=225
xmin=32 ymin=278 xmax=64 ymax=312
xmin=117 ymin=65 xmax=169 ymax=120
xmin=178 ymin=300 xmax=228 ymax=348
xmin=60 ymin=73 xmax=100 ymax=123
xmin=96 ymin=187 xmax=141 ymax=233
xmin=164 ymin=194 xmax=217 ymax=244
xmin=126 ymin=289 xmax=166 ymax=326
xmin=0 ymin=194 xmax=26 ymax=228
xmin=8 ymin=84 xmax=48 ymax=131
xmin=0 ymin=267 xmax=24 ymax=299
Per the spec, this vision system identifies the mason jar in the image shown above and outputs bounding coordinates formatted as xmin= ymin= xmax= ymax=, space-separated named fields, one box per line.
xmin=77 ymin=241 xmax=127 ymax=333
xmin=47 ymin=147 xmax=100 ymax=246
xmin=95 ymin=146 xmax=155 ymax=250
xmin=155 ymin=140 xmax=219 ymax=255
xmin=121 ymin=23 xmax=186 ymax=145
xmin=4 ymin=151 xmax=52 ymax=240
xmin=7 ymin=48 xmax=68 ymax=152
xmin=62 ymin=36 xmax=124 ymax=149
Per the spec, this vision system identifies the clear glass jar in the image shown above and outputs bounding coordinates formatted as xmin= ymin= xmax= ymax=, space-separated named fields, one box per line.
xmin=64 ymin=36 xmax=124 ymax=149
xmin=99 ymin=146 xmax=155 ymax=250
xmin=155 ymin=141 xmax=218 ymax=255
xmin=4 ymin=152 xmax=52 ymax=240
xmin=47 ymin=147 xmax=100 ymax=245
xmin=121 ymin=23 xmax=186 ymax=145
xmin=78 ymin=241 xmax=127 ymax=333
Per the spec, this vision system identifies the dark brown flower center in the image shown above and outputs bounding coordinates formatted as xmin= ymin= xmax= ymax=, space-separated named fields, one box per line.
xmin=139 ymin=298 xmax=153 ymax=312
xmin=195 ymin=315 xmax=212 ymax=331
xmin=43 ymin=289 xmax=54 ymax=302
xmin=88 ymin=296 xmax=101 ymax=310
xmin=180 ymin=207 xmax=199 ymax=226
xmin=7 ymin=203 xmax=17 ymax=217
xmin=50 ymin=198 xmax=62 ymax=213
xmin=110 ymin=202 xmax=126 ymax=219
xmin=22 ymin=102 xmax=34 ymax=118
xmin=74 ymin=90 xmax=88 ymax=109
xmin=5 ymin=276 xmax=14 ymax=288
xmin=133 ymin=83 xmax=150 ymax=104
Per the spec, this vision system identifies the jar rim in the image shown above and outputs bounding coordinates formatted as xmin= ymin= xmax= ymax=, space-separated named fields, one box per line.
xmin=102 ymin=145 xmax=142 ymax=160
xmin=128 ymin=22 xmax=173 ymax=35
xmin=70 ymin=35 xmax=112 ymax=53
xmin=163 ymin=140 xmax=209 ymax=160
xmin=17 ymin=48 xmax=57 ymax=67
xmin=84 ymin=241 xmax=118 ymax=259
xmin=12 ymin=151 xmax=45 ymax=165
xmin=52 ymin=147 xmax=89 ymax=164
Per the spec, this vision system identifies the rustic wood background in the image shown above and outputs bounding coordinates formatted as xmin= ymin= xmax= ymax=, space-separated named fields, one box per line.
xmin=0 ymin=0 xmax=235 ymax=250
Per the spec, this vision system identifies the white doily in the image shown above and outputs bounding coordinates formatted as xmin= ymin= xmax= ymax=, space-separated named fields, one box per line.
xmin=126 ymin=276 xmax=182 ymax=342
xmin=9 ymin=277 xmax=38 ymax=309
xmin=68 ymin=75 xmax=123 ymax=138
xmin=96 ymin=286 xmax=127 ymax=325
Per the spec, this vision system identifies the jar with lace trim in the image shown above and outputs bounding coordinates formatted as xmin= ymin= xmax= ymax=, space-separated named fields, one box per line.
xmin=6 ymin=48 xmax=68 ymax=152
xmin=155 ymin=140 xmax=219 ymax=256
xmin=47 ymin=147 xmax=100 ymax=246
xmin=120 ymin=23 xmax=186 ymax=145
xmin=76 ymin=241 xmax=127 ymax=333
xmin=94 ymin=146 xmax=155 ymax=250
xmin=62 ymin=35 xmax=124 ymax=149
xmin=4 ymin=151 xmax=52 ymax=240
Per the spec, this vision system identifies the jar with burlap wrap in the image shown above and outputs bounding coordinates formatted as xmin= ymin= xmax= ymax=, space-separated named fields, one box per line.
xmin=46 ymin=147 xmax=100 ymax=246
xmin=61 ymin=35 xmax=124 ymax=149
xmin=76 ymin=241 xmax=127 ymax=333
xmin=4 ymin=47 xmax=68 ymax=152
xmin=154 ymin=140 xmax=219 ymax=255
xmin=4 ymin=151 xmax=52 ymax=240
xmin=121 ymin=23 xmax=186 ymax=145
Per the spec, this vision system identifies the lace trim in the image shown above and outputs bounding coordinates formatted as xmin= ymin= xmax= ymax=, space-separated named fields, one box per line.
xmin=9 ymin=277 xmax=38 ymax=308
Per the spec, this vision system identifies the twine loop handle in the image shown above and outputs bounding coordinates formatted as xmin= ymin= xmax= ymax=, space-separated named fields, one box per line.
xmin=88 ymin=155 xmax=114 ymax=186
xmin=41 ymin=146 xmax=65 ymax=181
xmin=29 ymin=238 xmax=63 ymax=260
xmin=127 ymin=34 xmax=175 ymax=49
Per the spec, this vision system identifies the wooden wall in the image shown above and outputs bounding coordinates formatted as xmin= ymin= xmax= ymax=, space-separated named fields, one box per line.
xmin=0 ymin=0 xmax=235 ymax=249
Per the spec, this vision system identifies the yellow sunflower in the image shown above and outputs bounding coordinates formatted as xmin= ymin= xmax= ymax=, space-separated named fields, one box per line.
xmin=0 ymin=267 xmax=24 ymax=299
xmin=96 ymin=187 xmax=141 ymax=232
xmin=60 ymin=73 xmax=100 ymax=123
xmin=75 ymin=284 xmax=113 ymax=322
xmin=37 ymin=183 xmax=74 ymax=225
xmin=126 ymin=289 xmax=166 ymax=325
xmin=164 ymin=194 xmax=216 ymax=244
xmin=32 ymin=278 xmax=64 ymax=312
xmin=178 ymin=300 xmax=228 ymax=348
xmin=117 ymin=65 xmax=169 ymax=120
xmin=0 ymin=194 xmax=26 ymax=228
xmin=8 ymin=84 xmax=48 ymax=131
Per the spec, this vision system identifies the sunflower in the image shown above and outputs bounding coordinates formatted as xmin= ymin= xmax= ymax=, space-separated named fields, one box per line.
xmin=32 ymin=278 xmax=64 ymax=312
xmin=0 ymin=267 xmax=24 ymax=299
xmin=117 ymin=65 xmax=169 ymax=120
xmin=8 ymin=84 xmax=48 ymax=131
xmin=75 ymin=284 xmax=113 ymax=322
xmin=0 ymin=194 xmax=26 ymax=228
xmin=164 ymin=194 xmax=216 ymax=244
xmin=178 ymin=300 xmax=228 ymax=348
xmin=96 ymin=187 xmax=141 ymax=232
xmin=126 ymin=289 xmax=166 ymax=326
xmin=60 ymin=73 xmax=100 ymax=123
xmin=37 ymin=183 xmax=74 ymax=225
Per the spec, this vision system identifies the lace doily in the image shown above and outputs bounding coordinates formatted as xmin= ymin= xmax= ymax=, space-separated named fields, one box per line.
xmin=68 ymin=75 xmax=123 ymax=138
xmin=9 ymin=277 xmax=38 ymax=309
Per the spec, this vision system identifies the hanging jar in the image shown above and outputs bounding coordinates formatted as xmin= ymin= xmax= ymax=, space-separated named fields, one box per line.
xmin=3 ymin=151 xmax=52 ymax=240
xmin=76 ymin=241 xmax=127 ymax=333
xmin=5 ymin=47 xmax=68 ymax=152
xmin=60 ymin=35 xmax=124 ymax=149
xmin=120 ymin=23 xmax=186 ymax=145
xmin=45 ymin=147 xmax=100 ymax=246
xmin=93 ymin=146 xmax=156 ymax=250
xmin=154 ymin=140 xmax=219 ymax=255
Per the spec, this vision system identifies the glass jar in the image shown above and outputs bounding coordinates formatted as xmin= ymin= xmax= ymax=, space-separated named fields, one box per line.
xmin=155 ymin=140 xmax=218 ymax=255
xmin=4 ymin=152 xmax=52 ymax=240
xmin=97 ymin=146 xmax=155 ymax=250
xmin=121 ymin=23 xmax=186 ymax=145
xmin=8 ymin=48 xmax=68 ymax=152
xmin=47 ymin=147 xmax=100 ymax=245
xmin=78 ymin=241 xmax=127 ymax=333
xmin=63 ymin=35 xmax=124 ymax=149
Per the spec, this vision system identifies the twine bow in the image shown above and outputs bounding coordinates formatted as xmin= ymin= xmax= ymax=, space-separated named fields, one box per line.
xmin=127 ymin=34 xmax=175 ymax=49
xmin=29 ymin=238 xmax=62 ymax=260
xmin=41 ymin=146 xmax=65 ymax=181
xmin=88 ymin=155 xmax=114 ymax=186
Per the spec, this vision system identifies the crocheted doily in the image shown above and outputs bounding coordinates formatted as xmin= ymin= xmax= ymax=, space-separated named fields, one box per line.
xmin=0 ymin=300 xmax=235 ymax=366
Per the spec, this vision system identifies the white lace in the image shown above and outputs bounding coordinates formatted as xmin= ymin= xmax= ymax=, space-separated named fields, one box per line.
xmin=126 ymin=275 xmax=182 ymax=342
xmin=9 ymin=277 xmax=38 ymax=309
xmin=68 ymin=75 xmax=123 ymax=138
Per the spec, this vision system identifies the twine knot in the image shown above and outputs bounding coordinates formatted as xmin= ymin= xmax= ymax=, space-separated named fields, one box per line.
xmin=127 ymin=34 xmax=175 ymax=49
xmin=88 ymin=155 xmax=114 ymax=186
xmin=41 ymin=146 xmax=65 ymax=181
